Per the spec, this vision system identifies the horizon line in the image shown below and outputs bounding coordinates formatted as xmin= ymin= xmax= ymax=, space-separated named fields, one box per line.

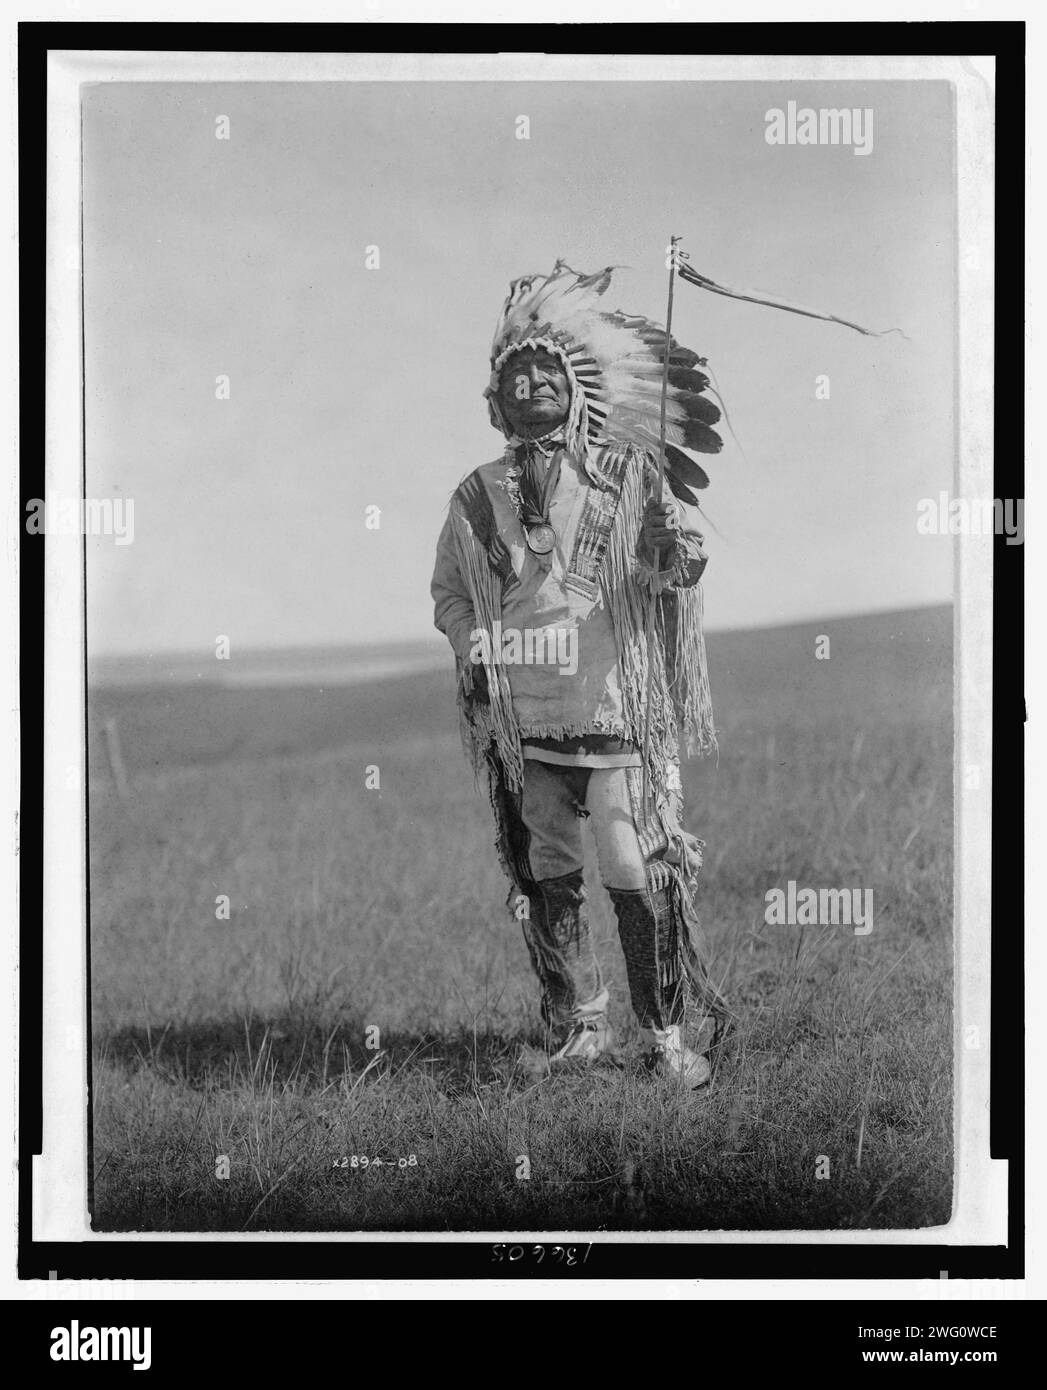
xmin=89 ymin=599 xmax=953 ymax=667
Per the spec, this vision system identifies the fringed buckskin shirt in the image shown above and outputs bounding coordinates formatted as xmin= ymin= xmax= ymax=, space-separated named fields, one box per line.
xmin=432 ymin=441 xmax=713 ymax=789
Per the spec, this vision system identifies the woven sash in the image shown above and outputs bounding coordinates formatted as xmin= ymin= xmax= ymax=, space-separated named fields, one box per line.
xmin=563 ymin=444 xmax=632 ymax=600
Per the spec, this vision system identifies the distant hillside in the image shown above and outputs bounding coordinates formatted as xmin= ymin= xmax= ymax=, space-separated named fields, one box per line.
xmin=86 ymin=604 xmax=951 ymax=782
xmin=89 ymin=636 xmax=449 ymax=689
xmin=88 ymin=603 xmax=953 ymax=693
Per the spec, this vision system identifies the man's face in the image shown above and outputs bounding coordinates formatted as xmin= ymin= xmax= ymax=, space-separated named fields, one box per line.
xmin=497 ymin=347 xmax=571 ymax=437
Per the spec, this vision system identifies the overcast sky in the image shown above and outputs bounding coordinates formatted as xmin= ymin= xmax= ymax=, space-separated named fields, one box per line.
xmin=83 ymin=78 xmax=956 ymax=656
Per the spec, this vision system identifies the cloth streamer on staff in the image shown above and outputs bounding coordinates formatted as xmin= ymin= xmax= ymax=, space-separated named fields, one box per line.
xmin=675 ymin=260 xmax=907 ymax=339
xmin=639 ymin=244 xmax=905 ymax=802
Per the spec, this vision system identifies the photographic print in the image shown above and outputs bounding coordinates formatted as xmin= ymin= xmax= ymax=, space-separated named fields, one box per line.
xmin=64 ymin=60 xmax=977 ymax=1237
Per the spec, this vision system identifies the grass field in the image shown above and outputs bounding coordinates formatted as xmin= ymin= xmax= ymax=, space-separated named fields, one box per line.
xmin=88 ymin=604 xmax=953 ymax=1232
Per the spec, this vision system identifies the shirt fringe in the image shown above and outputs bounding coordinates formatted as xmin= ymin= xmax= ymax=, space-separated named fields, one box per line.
xmin=451 ymin=443 xmax=716 ymax=794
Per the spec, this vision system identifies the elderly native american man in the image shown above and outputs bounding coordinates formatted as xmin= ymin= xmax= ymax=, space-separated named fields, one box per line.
xmin=431 ymin=261 xmax=729 ymax=1087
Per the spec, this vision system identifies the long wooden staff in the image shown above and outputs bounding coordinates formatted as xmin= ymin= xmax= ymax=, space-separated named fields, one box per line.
xmin=641 ymin=235 xmax=680 ymax=812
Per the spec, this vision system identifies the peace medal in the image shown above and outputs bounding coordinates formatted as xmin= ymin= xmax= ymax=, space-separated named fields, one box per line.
xmin=525 ymin=523 xmax=556 ymax=555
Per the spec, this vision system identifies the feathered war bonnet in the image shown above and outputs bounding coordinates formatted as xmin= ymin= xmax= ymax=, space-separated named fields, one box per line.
xmin=483 ymin=260 xmax=722 ymax=506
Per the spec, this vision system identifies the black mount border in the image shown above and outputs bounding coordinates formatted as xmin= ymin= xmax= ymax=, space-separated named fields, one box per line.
xmin=18 ymin=18 xmax=1025 ymax=1284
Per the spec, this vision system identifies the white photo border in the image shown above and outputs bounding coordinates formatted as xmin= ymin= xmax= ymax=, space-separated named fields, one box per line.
xmin=30 ymin=46 xmax=1002 ymax=1263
